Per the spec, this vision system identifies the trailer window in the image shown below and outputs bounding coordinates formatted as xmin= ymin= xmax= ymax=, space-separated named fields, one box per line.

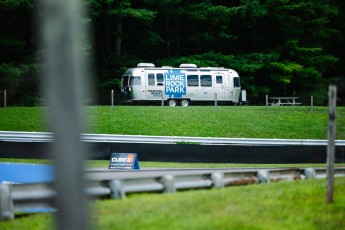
xmin=156 ymin=73 xmax=163 ymax=86
xmin=200 ymin=75 xmax=212 ymax=87
xmin=122 ymin=76 xmax=129 ymax=87
xmin=216 ymin=76 xmax=223 ymax=84
xmin=148 ymin=74 xmax=155 ymax=86
xmin=234 ymin=77 xmax=240 ymax=87
xmin=129 ymin=76 xmax=141 ymax=86
xmin=187 ymin=75 xmax=199 ymax=86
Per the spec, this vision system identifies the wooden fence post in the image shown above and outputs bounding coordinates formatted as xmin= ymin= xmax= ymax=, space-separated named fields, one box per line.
xmin=326 ymin=85 xmax=337 ymax=204
xmin=4 ymin=90 xmax=6 ymax=108
xmin=111 ymin=90 xmax=114 ymax=106
xmin=265 ymin=95 xmax=268 ymax=112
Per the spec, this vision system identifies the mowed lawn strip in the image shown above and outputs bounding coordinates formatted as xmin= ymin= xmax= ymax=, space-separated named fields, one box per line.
xmin=1 ymin=177 xmax=344 ymax=229
xmin=90 ymin=177 xmax=345 ymax=230
xmin=1 ymin=106 xmax=344 ymax=139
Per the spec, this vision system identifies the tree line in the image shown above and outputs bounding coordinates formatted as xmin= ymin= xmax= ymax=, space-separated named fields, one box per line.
xmin=1 ymin=0 xmax=345 ymax=105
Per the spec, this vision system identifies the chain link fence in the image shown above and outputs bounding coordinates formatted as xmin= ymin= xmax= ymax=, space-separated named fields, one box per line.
xmin=0 ymin=89 xmax=344 ymax=107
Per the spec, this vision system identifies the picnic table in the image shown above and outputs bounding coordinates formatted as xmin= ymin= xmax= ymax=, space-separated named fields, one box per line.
xmin=269 ymin=97 xmax=301 ymax=106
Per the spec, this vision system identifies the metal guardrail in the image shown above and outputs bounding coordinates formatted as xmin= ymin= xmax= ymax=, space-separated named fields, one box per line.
xmin=1 ymin=167 xmax=345 ymax=221
xmin=1 ymin=131 xmax=345 ymax=146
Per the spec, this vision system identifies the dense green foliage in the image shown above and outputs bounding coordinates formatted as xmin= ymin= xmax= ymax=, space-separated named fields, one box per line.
xmin=1 ymin=106 xmax=344 ymax=139
xmin=1 ymin=177 xmax=345 ymax=229
xmin=1 ymin=0 xmax=345 ymax=104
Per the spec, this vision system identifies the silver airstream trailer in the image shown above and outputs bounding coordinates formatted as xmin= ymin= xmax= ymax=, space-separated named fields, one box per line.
xmin=121 ymin=63 xmax=241 ymax=106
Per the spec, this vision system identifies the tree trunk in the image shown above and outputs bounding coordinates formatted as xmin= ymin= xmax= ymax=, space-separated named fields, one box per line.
xmin=164 ymin=14 xmax=171 ymax=57
xmin=114 ymin=18 xmax=123 ymax=65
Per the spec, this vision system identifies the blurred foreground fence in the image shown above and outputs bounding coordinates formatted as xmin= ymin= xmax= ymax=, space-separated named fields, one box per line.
xmin=1 ymin=89 xmax=345 ymax=107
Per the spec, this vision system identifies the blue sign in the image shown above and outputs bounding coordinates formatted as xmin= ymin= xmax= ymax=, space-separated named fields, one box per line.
xmin=109 ymin=153 xmax=140 ymax=170
xmin=164 ymin=69 xmax=186 ymax=98
xmin=0 ymin=163 xmax=54 ymax=184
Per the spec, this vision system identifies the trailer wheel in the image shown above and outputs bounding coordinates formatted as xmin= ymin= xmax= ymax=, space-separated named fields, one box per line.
xmin=168 ymin=99 xmax=177 ymax=107
xmin=181 ymin=99 xmax=189 ymax=107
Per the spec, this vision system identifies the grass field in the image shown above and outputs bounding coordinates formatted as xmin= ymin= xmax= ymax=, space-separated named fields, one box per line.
xmin=1 ymin=106 xmax=345 ymax=229
xmin=0 ymin=106 xmax=344 ymax=139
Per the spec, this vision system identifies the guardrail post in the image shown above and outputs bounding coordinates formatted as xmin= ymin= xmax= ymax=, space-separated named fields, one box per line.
xmin=304 ymin=168 xmax=316 ymax=179
xmin=257 ymin=170 xmax=269 ymax=183
xmin=211 ymin=172 xmax=224 ymax=188
xmin=326 ymin=85 xmax=337 ymax=204
xmin=215 ymin=93 xmax=217 ymax=107
xmin=310 ymin=95 xmax=313 ymax=112
xmin=0 ymin=184 xmax=14 ymax=221
xmin=109 ymin=180 xmax=125 ymax=199
xmin=161 ymin=175 xmax=176 ymax=193
xmin=161 ymin=90 xmax=164 ymax=109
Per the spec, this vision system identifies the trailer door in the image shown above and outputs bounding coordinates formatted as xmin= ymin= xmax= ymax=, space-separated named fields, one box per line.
xmin=200 ymin=75 xmax=215 ymax=101
xmin=214 ymin=74 xmax=226 ymax=101
xmin=145 ymin=73 xmax=162 ymax=100
xmin=129 ymin=76 xmax=144 ymax=100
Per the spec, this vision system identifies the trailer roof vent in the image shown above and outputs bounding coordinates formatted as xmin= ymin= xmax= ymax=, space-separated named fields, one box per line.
xmin=200 ymin=67 xmax=224 ymax=69
xmin=137 ymin=63 xmax=155 ymax=67
xmin=179 ymin=63 xmax=197 ymax=68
